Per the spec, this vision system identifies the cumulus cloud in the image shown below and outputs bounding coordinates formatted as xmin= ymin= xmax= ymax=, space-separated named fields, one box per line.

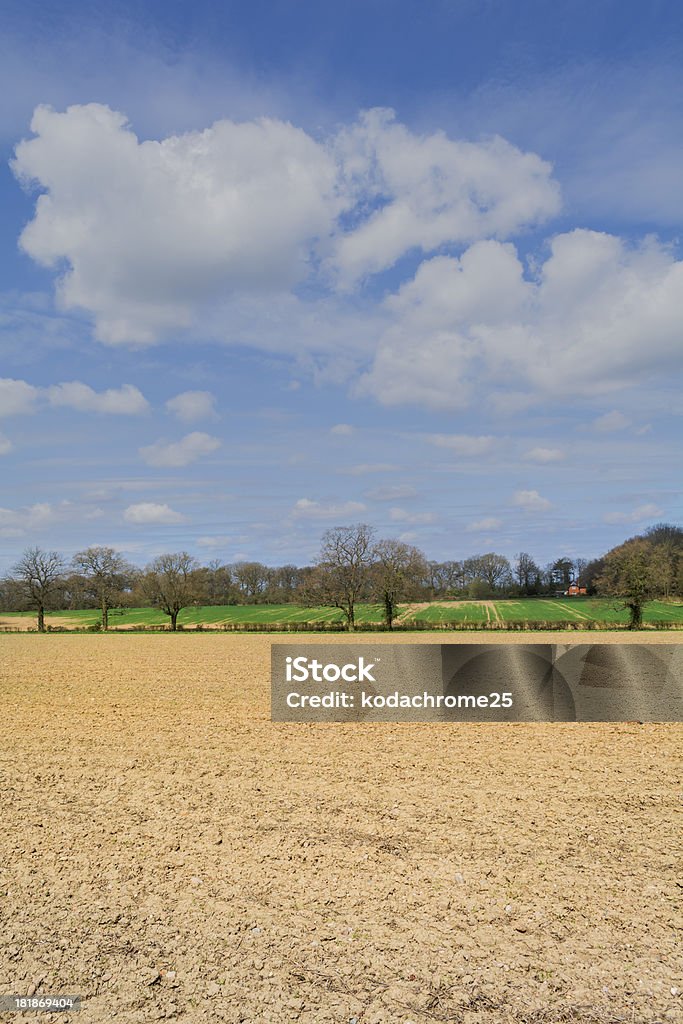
xmin=139 ymin=432 xmax=221 ymax=467
xmin=329 ymin=108 xmax=560 ymax=286
xmin=291 ymin=498 xmax=367 ymax=519
xmin=12 ymin=103 xmax=559 ymax=346
xmin=165 ymin=390 xmax=217 ymax=422
xmin=604 ymin=503 xmax=663 ymax=524
xmin=524 ymin=446 xmax=565 ymax=463
xmin=0 ymin=378 xmax=39 ymax=416
xmin=592 ymin=410 xmax=631 ymax=433
xmin=13 ymin=104 xmax=682 ymax=416
xmin=360 ymin=231 xmax=683 ymax=409
xmin=359 ymin=242 xmax=529 ymax=410
xmin=123 ymin=502 xmax=187 ymax=524
xmin=13 ymin=104 xmax=340 ymax=344
xmin=0 ymin=434 xmax=12 ymax=455
xmin=427 ymin=433 xmax=496 ymax=456
xmin=512 ymin=489 xmax=552 ymax=512
xmin=47 ymin=381 xmax=149 ymax=414
xmin=466 ymin=517 xmax=503 ymax=532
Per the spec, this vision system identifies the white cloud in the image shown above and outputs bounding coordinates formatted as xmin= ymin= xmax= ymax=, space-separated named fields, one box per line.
xmin=604 ymin=503 xmax=663 ymax=525
xmin=0 ymin=377 xmax=149 ymax=417
xmin=47 ymin=381 xmax=149 ymax=414
xmin=165 ymin=390 xmax=217 ymax=422
xmin=292 ymin=498 xmax=367 ymax=519
xmin=12 ymin=105 xmax=682 ymax=417
xmin=524 ymin=446 xmax=565 ymax=463
xmin=359 ymin=241 xmax=529 ymax=410
xmin=12 ymin=103 xmax=558 ymax=346
xmin=592 ymin=410 xmax=631 ymax=433
xmin=14 ymin=103 xmax=341 ymax=344
xmin=427 ymin=433 xmax=496 ymax=456
xmin=123 ymin=502 xmax=187 ymax=524
xmin=388 ymin=507 xmax=436 ymax=524
xmin=139 ymin=432 xmax=221 ymax=467
xmin=0 ymin=501 xmax=70 ymax=537
xmin=197 ymin=535 xmax=232 ymax=548
xmin=0 ymin=433 xmax=12 ymax=455
xmin=0 ymin=378 xmax=39 ymax=416
xmin=330 ymin=423 xmax=354 ymax=435
xmin=512 ymin=489 xmax=552 ymax=512
xmin=329 ymin=108 xmax=560 ymax=287
xmin=360 ymin=231 xmax=683 ymax=410
xmin=466 ymin=517 xmax=503 ymax=532
xmin=365 ymin=484 xmax=417 ymax=501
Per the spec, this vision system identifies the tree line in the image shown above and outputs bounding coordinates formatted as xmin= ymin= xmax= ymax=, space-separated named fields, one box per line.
xmin=1 ymin=522 xmax=680 ymax=631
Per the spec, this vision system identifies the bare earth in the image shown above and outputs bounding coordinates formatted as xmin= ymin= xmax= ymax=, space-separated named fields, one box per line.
xmin=0 ymin=634 xmax=681 ymax=1024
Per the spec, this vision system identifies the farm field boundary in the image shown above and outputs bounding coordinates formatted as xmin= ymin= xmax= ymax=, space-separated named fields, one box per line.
xmin=1 ymin=600 xmax=683 ymax=633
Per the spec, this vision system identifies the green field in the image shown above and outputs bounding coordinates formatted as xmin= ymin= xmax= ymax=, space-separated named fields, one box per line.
xmin=412 ymin=598 xmax=683 ymax=625
xmin=412 ymin=602 xmax=489 ymax=623
xmin=2 ymin=597 xmax=682 ymax=629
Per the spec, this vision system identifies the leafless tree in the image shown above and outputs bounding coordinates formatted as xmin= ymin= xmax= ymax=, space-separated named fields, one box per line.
xmin=315 ymin=524 xmax=375 ymax=630
xmin=72 ymin=546 xmax=134 ymax=630
xmin=140 ymin=552 xmax=200 ymax=631
xmin=464 ymin=553 xmax=512 ymax=594
xmin=11 ymin=547 xmax=65 ymax=632
xmin=232 ymin=561 xmax=271 ymax=603
xmin=372 ymin=539 xmax=427 ymax=628
xmin=514 ymin=552 xmax=540 ymax=595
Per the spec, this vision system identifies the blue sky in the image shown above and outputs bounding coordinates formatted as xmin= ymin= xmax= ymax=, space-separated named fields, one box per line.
xmin=1 ymin=0 xmax=682 ymax=572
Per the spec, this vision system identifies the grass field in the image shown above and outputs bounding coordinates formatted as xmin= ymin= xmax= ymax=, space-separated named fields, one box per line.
xmin=3 ymin=597 xmax=681 ymax=630
xmin=1 ymin=633 xmax=680 ymax=1023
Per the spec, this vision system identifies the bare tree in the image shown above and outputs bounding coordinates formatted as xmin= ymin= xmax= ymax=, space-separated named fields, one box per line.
xmin=464 ymin=553 xmax=512 ymax=595
xmin=315 ymin=524 xmax=375 ymax=630
xmin=11 ymin=547 xmax=65 ymax=632
xmin=73 ymin=546 xmax=134 ymax=630
xmin=194 ymin=561 xmax=236 ymax=605
xmin=140 ymin=553 xmax=200 ymax=631
xmin=372 ymin=539 xmax=427 ymax=629
xmin=232 ymin=561 xmax=271 ymax=603
xmin=514 ymin=552 xmax=540 ymax=595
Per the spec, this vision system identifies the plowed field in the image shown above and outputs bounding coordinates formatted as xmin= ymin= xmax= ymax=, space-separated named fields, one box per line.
xmin=1 ymin=635 xmax=681 ymax=1024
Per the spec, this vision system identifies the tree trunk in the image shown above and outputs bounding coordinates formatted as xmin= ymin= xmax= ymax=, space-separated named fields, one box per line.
xmin=347 ymin=604 xmax=355 ymax=631
xmin=384 ymin=593 xmax=393 ymax=630
xmin=627 ymin=600 xmax=643 ymax=630
xmin=37 ymin=604 xmax=45 ymax=633
xmin=101 ymin=595 xmax=108 ymax=631
xmin=170 ymin=610 xmax=178 ymax=631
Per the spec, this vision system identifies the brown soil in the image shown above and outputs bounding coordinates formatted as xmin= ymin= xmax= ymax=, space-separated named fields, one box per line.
xmin=395 ymin=603 xmax=432 ymax=622
xmin=0 ymin=634 xmax=681 ymax=1024
xmin=0 ymin=615 xmax=90 ymax=632
xmin=483 ymin=602 xmax=501 ymax=623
